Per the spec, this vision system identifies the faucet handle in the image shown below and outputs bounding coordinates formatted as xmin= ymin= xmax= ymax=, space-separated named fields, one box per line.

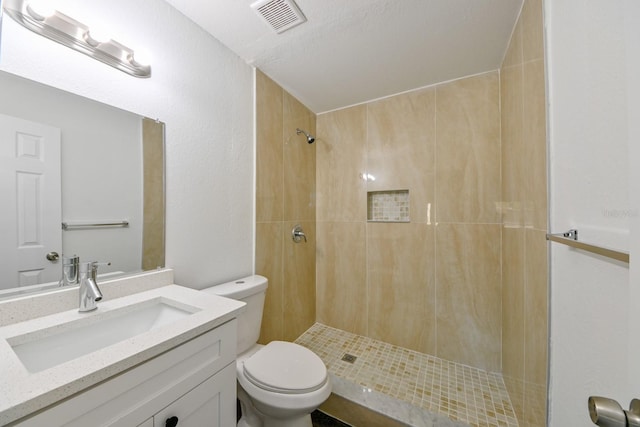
xmin=92 ymin=261 xmax=111 ymax=267
xmin=88 ymin=261 xmax=111 ymax=280
xmin=79 ymin=261 xmax=93 ymax=275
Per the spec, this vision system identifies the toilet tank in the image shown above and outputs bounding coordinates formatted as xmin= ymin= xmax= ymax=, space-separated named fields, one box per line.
xmin=202 ymin=275 xmax=268 ymax=354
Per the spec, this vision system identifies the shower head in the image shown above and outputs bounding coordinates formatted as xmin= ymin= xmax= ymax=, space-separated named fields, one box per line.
xmin=296 ymin=128 xmax=315 ymax=144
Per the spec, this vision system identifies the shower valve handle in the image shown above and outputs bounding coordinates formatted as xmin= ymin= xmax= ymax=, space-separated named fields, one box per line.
xmin=292 ymin=225 xmax=307 ymax=243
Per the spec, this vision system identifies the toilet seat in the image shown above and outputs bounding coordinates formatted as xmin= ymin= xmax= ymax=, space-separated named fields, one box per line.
xmin=243 ymin=341 xmax=327 ymax=394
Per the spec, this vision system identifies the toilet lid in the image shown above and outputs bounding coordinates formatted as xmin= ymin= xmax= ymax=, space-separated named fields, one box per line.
xmin=243 ymin=341 xmax=327 ymax=394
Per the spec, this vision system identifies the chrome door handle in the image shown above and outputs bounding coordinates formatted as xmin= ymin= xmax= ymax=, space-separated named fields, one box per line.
xmin=631 ymin=400 xmax=640 ymax=427
xmin=46 ymin=251 xmax=60 ymax=262
xmin=589 ymin=396 xmax=640 ymax=427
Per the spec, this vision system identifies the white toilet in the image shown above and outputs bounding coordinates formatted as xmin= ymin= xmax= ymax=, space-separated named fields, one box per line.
xmin=202 ymin=275 xmax=332 ymax=427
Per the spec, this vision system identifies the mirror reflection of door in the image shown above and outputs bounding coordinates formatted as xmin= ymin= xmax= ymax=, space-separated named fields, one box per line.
xmin=0 ymin=113 xmax=61 ymax=287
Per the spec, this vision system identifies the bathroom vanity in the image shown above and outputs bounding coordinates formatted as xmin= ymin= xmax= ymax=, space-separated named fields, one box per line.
xmin=0 ymin=270 xmax=245 ymax=426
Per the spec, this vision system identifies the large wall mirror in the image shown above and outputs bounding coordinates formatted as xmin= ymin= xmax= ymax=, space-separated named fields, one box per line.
xmin=0 ymin=70 xmax=165 ymax=300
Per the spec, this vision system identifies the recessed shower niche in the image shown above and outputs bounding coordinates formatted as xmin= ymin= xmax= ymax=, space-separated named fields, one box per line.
xmin=366 ymin=190 xmax=410 ymax=222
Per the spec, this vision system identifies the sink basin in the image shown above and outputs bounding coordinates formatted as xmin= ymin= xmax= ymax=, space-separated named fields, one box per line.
xmin=8 ymin=298 xmax=197 ymax=373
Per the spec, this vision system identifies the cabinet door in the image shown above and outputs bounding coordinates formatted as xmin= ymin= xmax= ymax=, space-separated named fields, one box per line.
xmin=154 ymin=362 xmax=236 ymax=427
xmin=137 ymin=418 xmax=153 ymax=427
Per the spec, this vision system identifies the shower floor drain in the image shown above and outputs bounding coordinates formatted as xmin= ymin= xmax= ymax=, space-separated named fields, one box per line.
xmin=341 ymin=354 xmax=357 ymax=364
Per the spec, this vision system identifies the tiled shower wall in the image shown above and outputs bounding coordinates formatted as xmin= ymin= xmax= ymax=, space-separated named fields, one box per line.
xmin=500 ymin=0 xmax=548 ymax=425
xmin=315 ymin=72 xmax=502 ymax=372
xmin=255 ymin=70 xmax=316 ymax=343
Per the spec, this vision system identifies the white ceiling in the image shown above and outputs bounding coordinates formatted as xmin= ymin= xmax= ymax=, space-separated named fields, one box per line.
xmin=164 ymin=0 xmax=524 ymax=113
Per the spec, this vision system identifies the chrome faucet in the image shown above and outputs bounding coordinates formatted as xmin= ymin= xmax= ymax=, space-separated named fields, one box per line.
xmin=78 ymin=261 xmax=104 ymax=312
xmin=59 ymin=255 xmax=79 ymax=287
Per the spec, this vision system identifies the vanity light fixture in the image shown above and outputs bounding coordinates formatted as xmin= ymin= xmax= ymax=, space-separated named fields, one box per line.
xmin=2 ymin=0 xmax=151 ymax=78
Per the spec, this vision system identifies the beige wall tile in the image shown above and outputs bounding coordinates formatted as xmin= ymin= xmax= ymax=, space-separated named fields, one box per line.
xmin=283 ymin=221 xmax=316 ymax=341
xmin=522 ymin=0 xmax=544 ymax=63
xmin=367 ymin=223 xmax=436 ymax=354
xmin=255 ymin=71 xmax=316 ymax=343
xmin=366 ymin=89 xmax=436 ymax=223
xmin=142 ymin=118 xmax=165 ymax=271
xmin=316 ymin=221 xmax=368 ymax=335
xmin=502 ymin=13 xmax=523 ymax=69
xmin=256 ymin=71 xmax=284 ymax=223
xmin=315 ymin=72 xmax=507 ymax=373
xmin=283 ymin=87 xmax=313 ymax=125
xmin=316 ymin=106 xmax=368 ymax=222
xmin=502 ymin=226 xmax=525 ymax=380
xmin=523 ymin=60 xmax=548 ymax=231
xmin=256 ymin=221 xmax=284 ymax=343
xmin=504 ymin=375 xmax=525 ymax=424
xmin=500 ymin=0 xmax=548 ymax=416
xmin=524 ymin=229 xmax=548 ymax=386
xmin=501 ymin=65 xmax=525 ymax=228
xmin=435 ymin=223 xmax=502 ymax=371
xmin=524 ymin=380 xmax=547 ymax=427
xmin=284 ymin=92 xmax=316 ymax=221
xmin=435 ymin=72 xmax=501 ymax=224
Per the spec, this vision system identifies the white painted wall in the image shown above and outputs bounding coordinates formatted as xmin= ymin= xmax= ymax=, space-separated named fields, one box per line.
xmin=624 ymin=0 xmax=640 ymax=403
xmin=0 ymin=0 xmax=255 ymax=288
xmin=546 ymin=1 xmax=639 ymax=425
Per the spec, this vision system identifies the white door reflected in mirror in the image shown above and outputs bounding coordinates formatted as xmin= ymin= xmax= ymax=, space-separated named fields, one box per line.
xmin=0 ymin=113 xmax=61 ymax=286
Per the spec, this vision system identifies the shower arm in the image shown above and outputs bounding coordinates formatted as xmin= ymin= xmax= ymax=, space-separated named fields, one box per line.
xmin=296 ymin=128 xmax=315 ymax=144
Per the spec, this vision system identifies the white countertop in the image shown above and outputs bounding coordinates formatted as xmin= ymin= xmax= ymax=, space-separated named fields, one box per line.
xmin=0 ymin=284 xmax=245 ymax=425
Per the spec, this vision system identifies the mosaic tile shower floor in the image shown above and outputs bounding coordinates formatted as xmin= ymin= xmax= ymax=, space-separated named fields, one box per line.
xmin=296 ymin=323 xmax=519 ymax=427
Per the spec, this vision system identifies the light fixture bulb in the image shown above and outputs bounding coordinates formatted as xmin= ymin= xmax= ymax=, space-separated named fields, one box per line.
xmin=131 ymin=49 xmax=151 ymax=67
xmin=86 ymin=27 xmax=111 ymax=44
xmin=26 ymin=0 xmax=56 ymax=20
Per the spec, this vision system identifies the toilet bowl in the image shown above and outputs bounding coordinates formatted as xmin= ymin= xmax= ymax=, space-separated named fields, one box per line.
xmin=237 ymin=342 xmax=331 ymax=426
xmin=202 ymin=276 xmax=332 ymax=427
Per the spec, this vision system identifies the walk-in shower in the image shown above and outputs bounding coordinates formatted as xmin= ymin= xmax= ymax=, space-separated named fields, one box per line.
xmin=296 ymin=128 xmax=315 ymax=144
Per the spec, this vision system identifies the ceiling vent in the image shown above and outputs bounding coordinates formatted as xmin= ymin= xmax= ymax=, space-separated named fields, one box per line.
xmin=251 ymin=0 xmax=307 ymax=34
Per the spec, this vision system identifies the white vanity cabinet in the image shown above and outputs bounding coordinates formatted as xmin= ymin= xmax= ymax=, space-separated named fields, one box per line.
xmin=138 ymin=363 xmax=235 ymax=427
xmin=13 ymin=319 xmax=237 ymax=427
